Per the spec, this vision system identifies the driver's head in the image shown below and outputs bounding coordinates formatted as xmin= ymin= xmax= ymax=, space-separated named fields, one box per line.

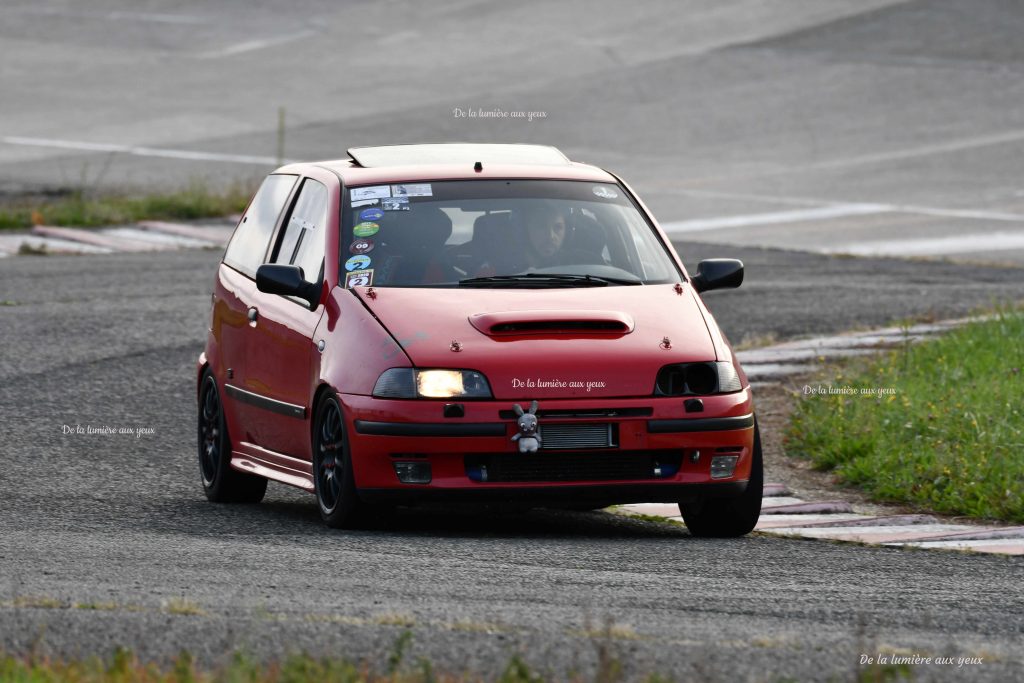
xmin=525 ymin=203 xmax=567 ymax=258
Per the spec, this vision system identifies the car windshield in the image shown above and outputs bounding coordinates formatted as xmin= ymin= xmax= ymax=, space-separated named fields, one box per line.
xmin=340 ymin=179 xmax=682 ymax=288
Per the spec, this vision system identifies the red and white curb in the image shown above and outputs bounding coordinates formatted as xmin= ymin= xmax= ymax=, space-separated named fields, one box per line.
xmin=617 ymin=485 xmax=1024 ymax=555
xmin=737 ymin=318 xmax=976 ymax=383
xmin=0 ymin=220 xmax=233 ymax=256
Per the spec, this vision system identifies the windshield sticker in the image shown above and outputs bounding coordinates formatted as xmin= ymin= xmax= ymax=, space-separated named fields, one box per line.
xmin=353 ymin=221 xmax=380 ymax=237
xmin=345 ymin=254 xmax=372 ymax=271
xmin=359 ymin=207 xmax=384 ymax=221
xmin=349 ymin=238 xmax=375 ymax=255
xmin=351 ymin=199 xmax=379 ymax=208
xmin=592 ymin=186 xmax=618 ymax=199
xmin=382 ymin=196 xmax=410 ymax=211
xmin=351 ymin=185 xmax=391 ymax=201
xmin=344 ymin=269 xmax=373 ymax=288
xmin=392 ymin=183 xmax=432 ymax=197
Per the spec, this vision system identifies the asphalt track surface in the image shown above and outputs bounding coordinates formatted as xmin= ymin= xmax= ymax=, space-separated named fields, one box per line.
xmin=2 ymin=244 xmax=1023 ymax=682
xmin=3 ymin=1 xmax=1024 ymax=681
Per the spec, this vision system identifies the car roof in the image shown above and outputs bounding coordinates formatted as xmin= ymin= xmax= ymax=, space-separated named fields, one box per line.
xmin=274 ymin=143 xmax=618 ymax=186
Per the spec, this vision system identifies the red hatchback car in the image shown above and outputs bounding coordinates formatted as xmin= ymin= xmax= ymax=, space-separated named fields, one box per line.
xmin=197 ymin=144 xmax=761 ymax=536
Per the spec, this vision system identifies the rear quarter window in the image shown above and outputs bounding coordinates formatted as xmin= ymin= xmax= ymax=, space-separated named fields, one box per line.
xmin=223 ymin=174 xmax=297 ymax=277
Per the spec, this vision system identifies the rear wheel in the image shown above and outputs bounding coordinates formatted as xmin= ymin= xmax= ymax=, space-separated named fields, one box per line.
xmin=313 ymin=394 xmax=381 ymax=529
xmin=680 ymin=419 xmax=763 ymax=538
xmin=197 ymin=370 xmax=267 ymax=503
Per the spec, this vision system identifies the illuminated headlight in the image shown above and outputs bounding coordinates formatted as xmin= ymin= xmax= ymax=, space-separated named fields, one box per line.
xmin=373 ymin=368 xmax=492 ymax=399
xmin=417 ymin=370 xmax=467 ymax=398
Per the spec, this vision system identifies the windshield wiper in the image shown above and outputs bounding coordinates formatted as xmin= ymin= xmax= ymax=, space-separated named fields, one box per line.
xmin=458 ymin=273 xmax=641 ymax=288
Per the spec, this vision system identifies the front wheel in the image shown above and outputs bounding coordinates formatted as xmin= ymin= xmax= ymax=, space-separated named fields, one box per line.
xmin=312 ymin=394 xmax=379 ymax=529
xmin=197 ymin=370 xmax=267 ymax=503
xmin=679 ymin=419 xmax=763 ymax=538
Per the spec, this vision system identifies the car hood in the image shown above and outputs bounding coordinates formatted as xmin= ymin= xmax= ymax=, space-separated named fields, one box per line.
xmin=353 ymin=284 xmax=717 ymax=399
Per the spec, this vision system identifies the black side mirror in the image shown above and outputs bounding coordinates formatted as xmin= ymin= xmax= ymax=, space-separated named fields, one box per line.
xmin=256 ymin=264 xmax=321 ymax=309
xmin=690 ymin=259 xmax=744 ymax=293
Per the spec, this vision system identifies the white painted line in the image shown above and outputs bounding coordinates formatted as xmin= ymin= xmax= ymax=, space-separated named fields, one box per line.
xmin=661 ymin=204 xmax=889 ymax=233
xmin=1 ymin=136 xmax=290 ymax=167
xmin=199 ymin=30 xmax=317 ymax=59
xmin=744 ymin=363 xmax=817 ymax=380
xmin=8 ymin=7 xmax=207 ymax=24
xmin=668 ymin=188 xmax=840 ymax=208
xmin=32 ymin=225 xmax=163 ymax=252
xmin=103 ymin=228 xmax=211 ymax=249
xmin=136 ymin=221 xmax=233 ymax=245
xmin=760 ymin=524 xmax=974 ymax=540
xmin=664 ymin=188 xmax=1024 ymax=227
xmin=803 ymin=129 xmax=1024 ymax=172
xmin=106 ymin=10 xmax=205 ymax=24
xmin=0 ymin=234 xmax=112 ymax=255
xmin=890 ymin=205 xmax=1024 ymax=222
xmin=739 ymin=347 xmax=879 ymax=365
xmin=755 ymin=513 xmax=867 ymax=529
xmin=888 ymin=539 xmax=1024 ymax=554
xmin=760 ymin=496 xmax=807 ymax=508
xmin=830 ymin=232 xmax=1024 ymax=257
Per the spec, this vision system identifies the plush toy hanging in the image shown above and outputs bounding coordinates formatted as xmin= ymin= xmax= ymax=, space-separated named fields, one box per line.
xmin=511 ymin=401 xmax=542 ymax=453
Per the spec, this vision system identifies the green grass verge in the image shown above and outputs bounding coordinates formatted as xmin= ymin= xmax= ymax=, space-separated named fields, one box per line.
xmin=0 ymin=642 xmax=663 ymax=683
xmin=0 ymin=182 xmax=255 ymax=230
xmin=785 ymin=312 xmax=1024 ymax=522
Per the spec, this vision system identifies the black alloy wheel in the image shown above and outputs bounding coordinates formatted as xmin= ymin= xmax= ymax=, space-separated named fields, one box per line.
xmin=313 ymin=394 xmax=372 ymax=528
xmin=197 ymin=370 xmax=267 ymax=503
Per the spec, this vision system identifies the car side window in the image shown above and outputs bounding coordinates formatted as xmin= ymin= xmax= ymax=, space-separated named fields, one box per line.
xmin=223 ymin=174 xmax=297 ymax=277
xmin=273 ymin=178 xmax=328 ymax=283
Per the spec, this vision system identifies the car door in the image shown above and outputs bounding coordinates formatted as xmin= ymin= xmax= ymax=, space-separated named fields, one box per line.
xmin=239 ymin=175 xmax=332 ymax=461
xmin=215 ymin=173 xmax=298 ymax=446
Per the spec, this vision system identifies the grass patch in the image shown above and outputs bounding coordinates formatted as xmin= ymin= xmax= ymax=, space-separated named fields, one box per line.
xmin=17 ymin=242 xmax=49 ymax=256
xmin=12 ymin=596 xmax=63 ymax=609
xmin=785 ymin=311 xmax=1024 ymax=522
xmin=73 ymin=601 xmax=119 ymax=611
xmin=0 ymin=629 xmax=662 ymax=682
xmin=163 ymin=598 xmax=206 ymax=617
xmin=0 ymin=181 xmax=254 ymax=230
xmin=375 ymin=613 xmax=417 ymax=627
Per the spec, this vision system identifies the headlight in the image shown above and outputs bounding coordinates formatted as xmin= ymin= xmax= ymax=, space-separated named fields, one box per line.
xmin=655 ymin=361 xmax=742 ymax=396
xmin=373 ymin=368 xmax=492 ymax=399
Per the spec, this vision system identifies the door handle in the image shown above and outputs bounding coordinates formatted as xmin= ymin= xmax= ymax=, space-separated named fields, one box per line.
xmin=247 ymin=307 xmax=258 ymax=323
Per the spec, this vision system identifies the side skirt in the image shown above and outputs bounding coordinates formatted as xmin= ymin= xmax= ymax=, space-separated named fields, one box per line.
xmin=231 ymin=442 xmax=314 ymax=492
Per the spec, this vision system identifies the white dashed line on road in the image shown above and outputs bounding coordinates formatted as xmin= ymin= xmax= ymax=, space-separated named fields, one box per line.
xmin=661 ymin=203 xmax=890 ymax=233
xmin=198 ymin=30 xmax=318 ymax=59
xmin=1 ymin=136 xmax=289 ymax=166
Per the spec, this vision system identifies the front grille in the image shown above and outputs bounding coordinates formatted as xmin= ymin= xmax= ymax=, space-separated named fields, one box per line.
xmin=497 ymin=407 xmax=652 ymax=419
xmin=539 ymin=423 xmax=616 ymax=450
xmin=464 ymin=451 xmax=682 ymax=483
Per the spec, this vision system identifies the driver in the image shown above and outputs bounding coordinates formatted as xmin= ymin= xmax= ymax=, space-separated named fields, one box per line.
xmin=523 ymin=202 xmax=569 ymax=268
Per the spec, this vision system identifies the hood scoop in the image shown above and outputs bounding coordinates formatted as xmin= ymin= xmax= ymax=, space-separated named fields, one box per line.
xmin=469 ymin=310 xmax=635 ymax=337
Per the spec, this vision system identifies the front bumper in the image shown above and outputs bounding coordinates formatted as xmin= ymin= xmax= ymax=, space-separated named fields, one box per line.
xmin=340 ymin=390 xmax=755 ymax=503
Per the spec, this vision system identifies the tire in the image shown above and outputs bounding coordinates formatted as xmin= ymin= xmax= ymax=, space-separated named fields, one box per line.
xmin=197 ymin=370 xmax=267 ymax=503
xmin=312 ymin=393 xmax=381 ymax=529
xmin=679 ymin=418 xmax=763 ymax=538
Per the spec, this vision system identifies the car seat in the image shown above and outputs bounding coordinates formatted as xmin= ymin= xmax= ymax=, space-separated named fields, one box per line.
xmin=376 ymin=206 xmax=453 ymax=285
